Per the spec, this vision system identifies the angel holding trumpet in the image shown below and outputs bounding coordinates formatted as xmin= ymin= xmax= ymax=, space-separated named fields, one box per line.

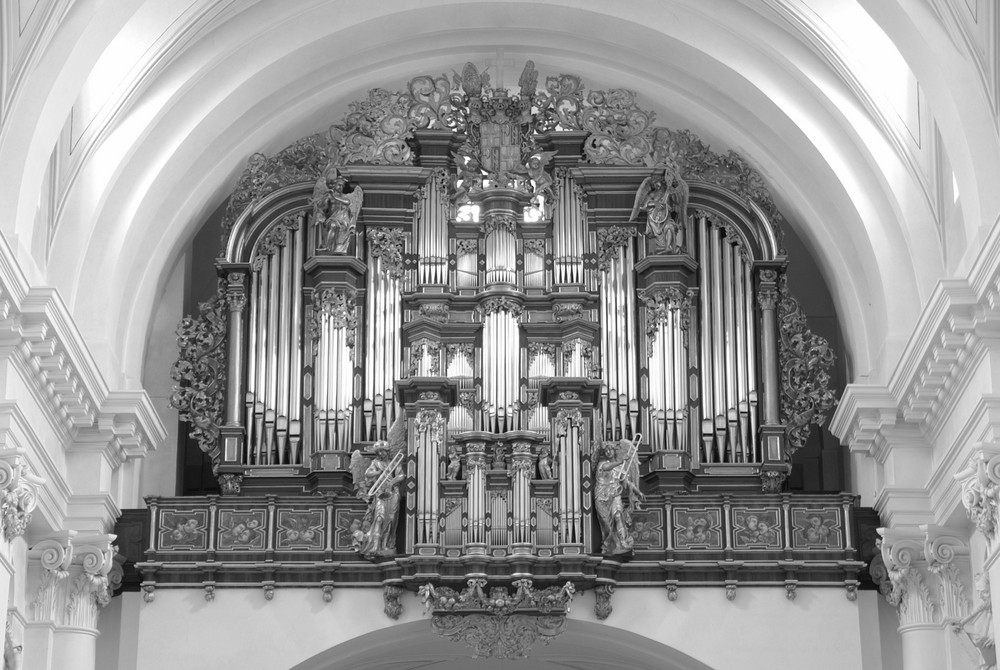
xmin=350 ymin=414 xmax=406 ymax=560
xmin=593 ymin=435 xmax=645 ymax=556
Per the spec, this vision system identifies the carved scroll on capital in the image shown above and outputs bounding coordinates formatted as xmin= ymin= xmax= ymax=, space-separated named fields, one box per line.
xmin=955 ymin=447 xmax=1000 ymax=541
xmin=878 ymin=529 xmax=939 ymax=627
xmin=30 ymin=534 xmax=116 ymax=631
xmin=0 ymin=452 xmax=44 ymax=541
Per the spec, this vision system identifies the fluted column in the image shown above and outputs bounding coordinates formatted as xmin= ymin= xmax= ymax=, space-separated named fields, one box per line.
xmin=24 ymin=532 xmax=117 ymax=670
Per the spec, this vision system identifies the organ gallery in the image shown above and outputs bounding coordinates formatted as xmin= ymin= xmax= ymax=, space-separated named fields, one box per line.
xmin=157 ymin=61 xmax=852 ymax=657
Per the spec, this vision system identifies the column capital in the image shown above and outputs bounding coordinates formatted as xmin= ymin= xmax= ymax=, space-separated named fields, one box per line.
xmin=878 ymin=527 xmax=938 ymax=628
xmin=955 ymin=445 xmax=1000 ymax=542
xmin=877 ymin=526 xmax=974 ymax=629
xmin=29 ymin=532 xmax=117 ymax=631
xmin=0 ymin=449 xmax=44 ymax=541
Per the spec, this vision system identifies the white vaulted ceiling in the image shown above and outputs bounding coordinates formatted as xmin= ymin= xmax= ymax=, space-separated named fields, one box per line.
xmin=1 ymin=0 xmax=997 ymax=390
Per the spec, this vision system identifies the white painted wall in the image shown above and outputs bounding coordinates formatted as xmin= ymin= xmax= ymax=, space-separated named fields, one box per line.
xmin=113 ymin=586 xmax=875 ymax=670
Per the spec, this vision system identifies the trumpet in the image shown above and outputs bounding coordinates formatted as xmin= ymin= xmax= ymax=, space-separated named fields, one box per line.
xmin=367 ymin=450 xmax=405 ymax=498
xmin=611 ymin=433 xmax=642 ymax=480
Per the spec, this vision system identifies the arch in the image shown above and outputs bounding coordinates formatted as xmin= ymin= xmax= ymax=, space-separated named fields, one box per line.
xmin=289 ymin=618 xmax=717 ymax=670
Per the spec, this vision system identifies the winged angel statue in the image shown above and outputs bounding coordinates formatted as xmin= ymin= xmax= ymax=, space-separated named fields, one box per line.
xmin=629 ymin=164 xmax=689 ymax=254
xmin=350 ymin=413 xmax=407 ymax=560
xmin=311 ymin=164 xmax=364 ymax=254
xmin=594 ymin=436 xmax=645 ymax=556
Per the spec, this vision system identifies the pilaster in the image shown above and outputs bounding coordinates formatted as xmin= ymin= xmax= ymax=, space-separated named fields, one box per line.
xmin=878 ymin=526 xmax=980 ymax=670
xmin=24 ymin=532 xmax=116 ymax=670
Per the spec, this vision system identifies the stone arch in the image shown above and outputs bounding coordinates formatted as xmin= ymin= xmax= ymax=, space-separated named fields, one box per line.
xmin=289 ymin=618 xmax=717 ymax=670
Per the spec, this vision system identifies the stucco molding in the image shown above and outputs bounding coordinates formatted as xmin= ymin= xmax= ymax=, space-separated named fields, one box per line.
xmin=0 ymin=236 xmax=165 ymax=465
xmin=28 ymin=531 xmax=116 ymax=631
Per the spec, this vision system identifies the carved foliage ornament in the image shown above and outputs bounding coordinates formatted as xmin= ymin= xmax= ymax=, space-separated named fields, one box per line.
xmin=777 ymin=276 xmax=836 ymax=455
xmin=367 ymin=227 xmax=407 ymax=280
xmin=595 ymin=226 xmax=638 ymax=272
xmin=307 ymin=288 xmax=358 ymax=347
xmin=221 ymin=62 xmax=784 ymax=253
xmin=251 ymin=214 xmax=301 ymax=271
xmin=641 ymin=287 xmax=693 ymax=349
xmin=170 ymin=281 xmax=228 ymax=468
xmin=955 ymin=448 xmax=1000 ymax=541
xmin=0 ymin=455 xmax=42 ymax=541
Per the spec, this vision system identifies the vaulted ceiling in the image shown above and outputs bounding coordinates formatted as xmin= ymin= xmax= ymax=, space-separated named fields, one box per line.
xmin=1 ymin=0 xmax=997 ymax=391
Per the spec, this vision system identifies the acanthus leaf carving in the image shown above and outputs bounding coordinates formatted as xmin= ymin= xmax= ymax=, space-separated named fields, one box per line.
xmin=367 ymin=227 xmax=408 ymax=280
xmin=777 ymin=276 xmax=836 ymax=456
xmin=0 ymin=453 xmax=43 ymax=541
xmin=169 ymin=281 xmax=228 ymax=469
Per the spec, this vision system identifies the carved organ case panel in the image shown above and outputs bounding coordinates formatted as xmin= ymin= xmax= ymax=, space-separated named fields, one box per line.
xmin=176 ymin=62 xmax=836 ymax=558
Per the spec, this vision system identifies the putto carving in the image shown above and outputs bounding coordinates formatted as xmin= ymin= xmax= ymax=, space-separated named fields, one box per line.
xmin=777 ymin=276 xmax=836 ymax=455
xmin=170 ymin=281 xmax=227 ymax=468
xmin=367 ymin=227 xmax=407 ymax=280
xmin=631 ymin=164 xmax=689 ymax=253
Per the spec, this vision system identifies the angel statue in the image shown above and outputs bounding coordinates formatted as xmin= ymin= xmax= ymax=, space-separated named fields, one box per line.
xmin=629 ymin=164 xmax=689 ymax=254
xmin=311 ymin=164 xmax=364 ymax=254
xmin=514 ymin=150 xmax=558 ymax=202
xmin=593 ymin=436 xmax=645 ymax=556
xmin=350 ymin=413 xmax=406 ymax=560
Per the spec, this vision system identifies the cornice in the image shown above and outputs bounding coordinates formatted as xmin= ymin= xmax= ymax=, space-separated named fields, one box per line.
xmin=0 ymin=235 xmax=166 ymax=455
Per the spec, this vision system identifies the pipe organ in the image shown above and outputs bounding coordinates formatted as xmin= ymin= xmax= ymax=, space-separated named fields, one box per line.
xmin=180 ymin=62 xmax=837 ymax=565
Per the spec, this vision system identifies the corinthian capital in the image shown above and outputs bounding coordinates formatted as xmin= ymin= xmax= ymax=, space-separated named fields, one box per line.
xmin=878 ymin=528 xmax=939 ymax=627
xmin=0 ymin=450 xmax=45 ymax=541
xmin=29 ymin=532 xmax=116 ymax=631
xmin=955 ymin=446 xmax=1000 ymax=541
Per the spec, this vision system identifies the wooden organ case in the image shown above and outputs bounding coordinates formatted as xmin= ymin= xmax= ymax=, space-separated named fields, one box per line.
xmin=160 ymin=63 xmax=857 ymax=613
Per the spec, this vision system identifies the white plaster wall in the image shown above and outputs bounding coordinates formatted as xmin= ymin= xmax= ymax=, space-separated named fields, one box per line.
xmin=122 ymin=586 xmax=874 ymax=670
xmin=138 ymin=250 xmax=186 ymax=499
